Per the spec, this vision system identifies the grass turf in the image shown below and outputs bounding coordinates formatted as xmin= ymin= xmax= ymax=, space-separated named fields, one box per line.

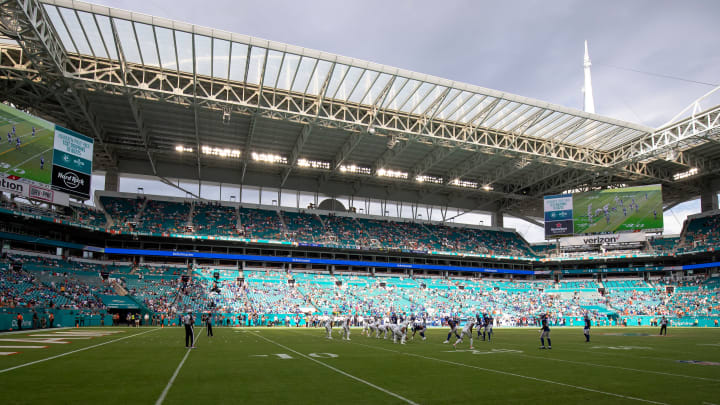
xmin=1 ymin=326 xmax=718 ymax=404
xmin=0 ymin=107 xmax=55 ymax=185
xmin=573 ymin=187 xmax=663 ymax=234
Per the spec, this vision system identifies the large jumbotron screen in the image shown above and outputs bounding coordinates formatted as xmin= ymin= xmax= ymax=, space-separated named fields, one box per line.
xmin=544 ymin=184 xmax=663 ymax=237
xmin=0 ymin=103 xmax=93 ymax=199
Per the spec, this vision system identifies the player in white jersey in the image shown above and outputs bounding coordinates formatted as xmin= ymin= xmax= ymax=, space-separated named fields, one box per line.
xmin=453 ymin=317 xmax=476 ymax=349
xmin=362 ymin=316 xmax=371 ymax=336
xmin=324 ymin=317 xmax=333 ymax=339
xmin=390 ymin=321 xmax=409 ymax=344
xmin=377 ymin=320 xmax=389 ymax=339
xmin=367 ymin=317 xmax=380 ymax=337
xmin=341 ymin=316 xmax=351 ymax=340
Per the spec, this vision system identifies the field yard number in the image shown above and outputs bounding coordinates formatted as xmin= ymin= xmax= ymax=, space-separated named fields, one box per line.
xmin=251 ymin=353 xmax=338 ymax=359
xmin=308 ymin=352 xmax=338 ymax=358
xmin=444 ymin=348 xmax=522 ymax=355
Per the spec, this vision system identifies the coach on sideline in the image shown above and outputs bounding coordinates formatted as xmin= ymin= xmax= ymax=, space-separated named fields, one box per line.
xmin=183 ymin=311 xmax=195 ymax=348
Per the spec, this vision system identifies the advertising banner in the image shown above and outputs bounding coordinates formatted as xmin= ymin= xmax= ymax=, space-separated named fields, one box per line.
xmin=0 ymin=103 xmax=93 ymax=200
xmin=0 ymin=174 xmax=69 ymax=206
xmin=51 ymin=126 xmax=93 ymax=198
xmin=544 ymin=194 xmax=574 ymax=238
xmin=51 ymin=166 xmax=91 ymax=197
xmin=545 ymin=219 xmax=574 ymax=237
xmin=559 ymin=232 xmax=646 ymax=247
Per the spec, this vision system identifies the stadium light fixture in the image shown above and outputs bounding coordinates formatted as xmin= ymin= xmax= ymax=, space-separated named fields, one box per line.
xmin=339 ymin=164 xmax=372 ymax=175
xmin=415 ymin=174 xmax=443 ymax=184
xmin=673 ymin=167 xmax=698 ymax=181
xmin=377 ymin=168 xmax=408 ymax=179
xmin=297 ymin=158 xmax=330 ymax=170
xmin=202 ymin=146 xmax=240 ymax=158
xmin=175 ymin=145 xmax=193 ymax=153
xmin=482 ymin=184 xmax=493 ymax=191
xmin=450 ymin=178 xmax=478 ymax=189
xmin=251 ymin=152 xmax=287 ymax=164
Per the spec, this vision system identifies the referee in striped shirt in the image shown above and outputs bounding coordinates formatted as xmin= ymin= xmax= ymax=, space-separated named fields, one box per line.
xmin=183 ymin=311 xmax=195 ymax=348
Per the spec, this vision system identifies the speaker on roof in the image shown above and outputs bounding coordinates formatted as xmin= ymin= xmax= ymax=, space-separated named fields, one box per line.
xmin=287 ymin=279 xmax=295 ymax=285
xmin=214 ymin=272 xmax=220 ymax=280
xmin=12 ymin=262 xmax=22 ymax=271
xmin=421 ymin=283 xmax=427 ymax=289
xmin=666 ymin=286 xmax=674 ymax=294
xmin=182 ymin=275 xmax=189 ymax=283
xmin=101 ymin=272 xmax=109 ymax=280
xmin=598 ymin=287 xmax=605 ymax=295
xmin=459 ymin=285 xmax=465 ymax=290
xmin=237 ymin=277 xmax=244 ymax=283
xmin=335 ymin=281 xmax=342 ymax=287
xmin=380 ymin=282 xmax=386 ymax=287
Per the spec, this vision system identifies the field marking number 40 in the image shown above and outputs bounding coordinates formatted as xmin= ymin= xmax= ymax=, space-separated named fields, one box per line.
xmin=251 ymin=353 xmax=338 ymax=359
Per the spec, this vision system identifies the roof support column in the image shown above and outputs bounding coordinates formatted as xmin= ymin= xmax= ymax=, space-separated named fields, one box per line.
xmin=491 ymin=211 xmax=504 ymax=228
xmin=104 ymin=168 xmax=119 ymax=192
xmin=700 ymin=179 xmax=720 ymax=212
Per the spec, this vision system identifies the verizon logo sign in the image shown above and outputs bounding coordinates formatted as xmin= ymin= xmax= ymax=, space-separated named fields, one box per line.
xmin=583 ymin=236 xmax=619 ymax=244
xmin=560 ymin=232 xmax=646 ymax=247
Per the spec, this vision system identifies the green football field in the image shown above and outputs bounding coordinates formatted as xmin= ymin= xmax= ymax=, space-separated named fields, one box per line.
xmin=0 ymin=106 xmax=55 ymax=185
xmin=573 ymin=187 xmax=663 ymax=234
xmin=1 ymin=326 xmax=719 ymax=404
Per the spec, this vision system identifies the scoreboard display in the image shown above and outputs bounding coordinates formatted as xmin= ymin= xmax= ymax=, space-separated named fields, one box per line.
xmin=0 ymin=103 xmax=93 ymax=200
xmin=545 ymin=185 xmax=663 ymax=238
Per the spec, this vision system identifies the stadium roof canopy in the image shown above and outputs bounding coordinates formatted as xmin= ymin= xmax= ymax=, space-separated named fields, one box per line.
xmin=1 ymin=0 xmax=719 ymax=219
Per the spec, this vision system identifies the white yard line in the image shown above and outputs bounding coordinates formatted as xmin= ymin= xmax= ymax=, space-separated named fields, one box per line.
xmin=155 ymin=327 xmax=204 ymax=405
xmin=0 ymin=328 xmax=159 ymax=374
xmin=252 ymin=332 xmax=420 ymax=405
xmin=0 ymin=327 xmax=70 ymax=336
xmin=9 ymin=147 xmax=52 ymax=172
xmin=513 ymin=352 xmax=720 ymax=382
xmin=350 ymin=341 xmax=669 ymax=405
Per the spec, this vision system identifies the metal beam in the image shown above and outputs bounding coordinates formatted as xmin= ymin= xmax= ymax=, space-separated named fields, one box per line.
xmin=240 ymin=113 xmax=257 ymax=183
xmin=1 ymin=0 xmax=115 ymax=167
xmin=372 ymin=139 xmax=411 ymax=172
xmin=410 ymin=146 xmax=454 ymax=179
xmin=280 ymin=124 xmax=312 ymax=187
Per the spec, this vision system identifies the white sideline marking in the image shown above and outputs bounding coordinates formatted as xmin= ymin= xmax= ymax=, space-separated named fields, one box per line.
xmin=0 ymin=328 xmax=159 ymax=374
xmin=515 ymin=353 xmax=720 ymax=382
xmin=0 ymin=346 xmax=48 ymax=349
xmin=155 ymin=327 xmax=203 ymax=405
xmin=28 ymin=336 xmax=92 ymax=339
xmin=252 ymin=332 xmax=419 ymax=405
xmin=351 ymin=341 xmax=668 ymax=405
xmin=0 ymin=327 xmax=70 ymax=336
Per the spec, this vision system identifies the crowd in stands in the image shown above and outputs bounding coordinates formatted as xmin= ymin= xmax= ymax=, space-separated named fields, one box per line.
xmin=6 ymin=193 xmax=720 ymax=259
xmin=2 ymin=251 xmax=719 ymax=328
xmin=193 ymin=202 xmax=238 ymax=236
xmin=680 ymin=214 xmax=720 ymax=253
xmin=138 ymin=200 xmax=190 ymax=233
xmin=93 ymin=196 xmax=535 ymax=256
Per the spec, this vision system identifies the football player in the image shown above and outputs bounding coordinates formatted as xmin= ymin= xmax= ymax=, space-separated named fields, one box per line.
xmin=443 ymin=316 xmax=461 ymax=343
xmin=453 ymin=317 xmax=476 ymax=349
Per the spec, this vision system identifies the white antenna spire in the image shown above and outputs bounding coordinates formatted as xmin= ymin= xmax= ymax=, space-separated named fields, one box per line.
xmin=583 ymin=40 xmax=595 ymax=114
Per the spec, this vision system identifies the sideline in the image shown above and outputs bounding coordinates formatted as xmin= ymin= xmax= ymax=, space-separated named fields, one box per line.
xmin=155 ymin=327 xmax=204 ymax=405
xmin=0 ymin=327 xmax=160 ymax=374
